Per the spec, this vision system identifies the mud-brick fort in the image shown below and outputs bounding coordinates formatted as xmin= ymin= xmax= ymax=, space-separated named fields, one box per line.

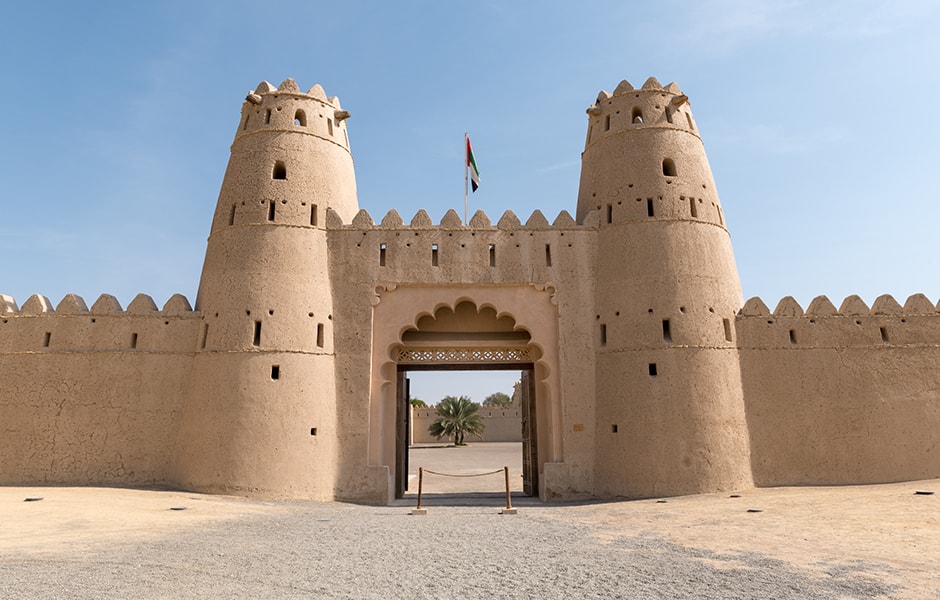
xmin=2 ymin=77 xmax=938 ymax=503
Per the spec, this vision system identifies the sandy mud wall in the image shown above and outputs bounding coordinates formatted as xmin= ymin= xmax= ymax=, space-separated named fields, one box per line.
xmin=0 ymin=294 xmax=198 ymax=486
xmin=738 ymin=294 xmax=940 ymax=485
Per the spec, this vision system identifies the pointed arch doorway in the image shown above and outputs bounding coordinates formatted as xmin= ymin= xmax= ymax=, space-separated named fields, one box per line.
xmin=368 ymin=285 xmax=563 ymax=504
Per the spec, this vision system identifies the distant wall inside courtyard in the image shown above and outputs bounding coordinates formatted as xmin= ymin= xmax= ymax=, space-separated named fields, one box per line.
xmin=411 ymin=406 xmax=522 ymax=444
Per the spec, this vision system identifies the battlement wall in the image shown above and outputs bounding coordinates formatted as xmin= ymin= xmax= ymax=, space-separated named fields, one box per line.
xmin=326 ymin=206 xmax=595 ymax=290
xmin=737 ymin=293 xmax=940 ymax=487
xmin=0 ymin=292 xmax=199 ymax=487
xmin=584 ymin=77 xmax=699 ymax=147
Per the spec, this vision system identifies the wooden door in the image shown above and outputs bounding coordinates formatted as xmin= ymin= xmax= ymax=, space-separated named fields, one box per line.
xmin=395 ymin=372 xmax=410 ymax=498
xmin=521 ymin=368 xmax=538 ymax=496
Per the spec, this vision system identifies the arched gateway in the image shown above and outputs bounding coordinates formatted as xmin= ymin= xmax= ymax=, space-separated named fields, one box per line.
xmin=368 ymin=288 xmax=563 ymax=502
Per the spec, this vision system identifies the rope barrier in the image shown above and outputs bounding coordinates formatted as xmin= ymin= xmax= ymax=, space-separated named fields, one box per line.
xmin=421 ymin=468 xmax=505 ymax=478
xmin=413 ymin=466 xmax=514 ymax=514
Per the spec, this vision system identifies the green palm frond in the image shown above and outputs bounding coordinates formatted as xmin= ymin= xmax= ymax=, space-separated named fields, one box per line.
xmin=428 ymin=395 xmax=485 ymax=445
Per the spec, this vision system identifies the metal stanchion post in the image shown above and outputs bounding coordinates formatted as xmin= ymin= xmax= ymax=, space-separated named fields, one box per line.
xmin=501 ymin=466 xmax=517 ymax=514
xmin=411 ymin=467 xmax=427 ymax=515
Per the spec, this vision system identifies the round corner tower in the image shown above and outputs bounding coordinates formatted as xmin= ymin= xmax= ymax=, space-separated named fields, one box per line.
xmin=578 ymin=77 xmax=753 ymax=498
xmin=172 ymin=78 xmax=357 ymax=499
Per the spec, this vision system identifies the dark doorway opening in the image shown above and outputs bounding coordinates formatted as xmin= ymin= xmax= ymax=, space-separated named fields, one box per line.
xmin=395 ymin=364 xmax=538 ymax=500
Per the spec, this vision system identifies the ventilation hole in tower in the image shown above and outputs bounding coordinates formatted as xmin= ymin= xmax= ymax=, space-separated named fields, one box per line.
xmin=294 ymin=109 xmax=306 ymax=127
xmin=789 ymin=329 xmax=797 ymax=345
xmin=380 ymin=243 xmax=387 ymax=267
xmin=272 ymin=161 xmax=287 ymax=180
xmin=632 ymin=107 xmax=643 ymax=123
xmin=317 ymin=323 xmax=325 ymax=348
xmin=723 ymin=318 xmax=732 ymax=342
xmin=662 ymin=158 xmax=677 ymax=177
xmin=545 ymin=244 xmax=552 ymax=267
xmin=268 ymin=309 xmax=274 ymax=316
xmin=253 ymin=321 xmax=261 ymax=346
xmin=611 ymin=424 xmax=618 ymax=433
xmin=310 ymin=428 xmax=318 ymax=436
xmin=662 ymin=319 xmax=672 ymax=344
xmin=130 ymin=333 xmax=138 ymax=349
xmin=679 ymin=306 xmax=686 ymax=313
xmin=431 ymin=244 xmax=439 ymax=267
xmin=880 ymin=327 xmax=889 ymax=343
xmin=600 ymin=324 xmax=607 ymax=347
xmin=648 ymin=363 xmax=658 ymax=377
xmin=271 ymin=365 xmax=280 ymax=380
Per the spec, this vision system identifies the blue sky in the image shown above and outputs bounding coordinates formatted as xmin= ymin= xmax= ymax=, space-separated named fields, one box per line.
xmin=2 ymin=1 xmax=940 ymax=403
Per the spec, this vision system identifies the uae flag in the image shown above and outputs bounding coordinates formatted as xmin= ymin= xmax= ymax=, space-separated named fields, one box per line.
xmin=466 ymin=134 xmax=480 ymax=192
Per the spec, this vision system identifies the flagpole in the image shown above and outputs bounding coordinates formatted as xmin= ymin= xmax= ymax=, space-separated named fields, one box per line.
xmin=464 ymin=132 xmax=469 ymax=225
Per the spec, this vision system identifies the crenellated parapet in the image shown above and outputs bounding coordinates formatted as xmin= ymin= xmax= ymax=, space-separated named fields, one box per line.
xmin=0 ymin=292 xmax=199 ymax=354
xmin=325 ymin=206 xmax=593 ymax=289
xmin=236 ymin=78 xmax=350 ymax=151
xmin=585 ymin=77 xmax=698 ymax=145
xmin=737 ymin=293 xmax=940 ymax=348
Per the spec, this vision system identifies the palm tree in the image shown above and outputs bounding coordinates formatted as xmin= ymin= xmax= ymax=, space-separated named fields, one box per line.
xmin=428 ymin=395 xmax=485 ymax=446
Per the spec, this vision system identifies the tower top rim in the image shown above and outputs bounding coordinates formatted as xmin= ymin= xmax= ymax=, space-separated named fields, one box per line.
xmin=244 ymin=78 xmax=344 ymax=109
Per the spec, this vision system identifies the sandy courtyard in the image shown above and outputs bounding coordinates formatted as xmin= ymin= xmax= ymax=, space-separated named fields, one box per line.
xmin=1 ymin=443 xmax=937 ymax=597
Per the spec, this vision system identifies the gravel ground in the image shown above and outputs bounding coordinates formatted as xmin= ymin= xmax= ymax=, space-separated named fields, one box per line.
xmin=0 ymin=498 xmax=898 ymax=599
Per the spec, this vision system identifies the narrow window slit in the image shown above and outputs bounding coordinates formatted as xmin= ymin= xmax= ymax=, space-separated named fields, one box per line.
xmin=272 ymin=161 xmax=286 ymax=180
xmin=431 ymin=244 xmax=438 ymax=267
xmin=648 ymin=363 xmax=658 ymax=377
xmin=271 ymin=365 xmax=280 ymax=380
xmin=604 ymin=115 xmax=610 ymax=131
xmin=130 ymin=333 xmax=138 ymax=349
xmin=789 ymin=329 xmax=797 ymax=345
xmin=545 ymin=244 xmax=552 ymax=267
xmin=647 ymin=198 xmax=655 ymax=217
xmin=310 ymin=205 xmax=318 ymax=226
xmin=611 ymin=424 xmax=618 ymax=433
xmin=267 ymin=200 xmax=276 ymax=222
xmin=489 ymin=244 xmax=496 ymax=267
xmin=327 ymin=118 xmax=334 ymax=136
xmin=380 ymin=243 xmax=387 ymax=266
xmin=689 ymin=197 xmax=697 ymax=218
xmin=264 ymin=109 xmax=271 ymax=124
xmin=201 ymin=324 xmax=208 ymax=349
xmin=686 ymin=112 xmax=694 ymax=129
xmin=253 ymin=321 xmax=261 ymax=346
xmin=880 ymin=327 xmax=889 ymax=343
xmin=723 ymin=318 xmax=732 ymax=342
xmin=228 ymin=204 xmax=236 ymax=226
xmin=42 ymin=332 xmax=50 ymax=348
xmin=606 ymin=204 xmax=613 ymax=224
xmin=600 ymin=324 xmax=607 ymax=347
xmin=662 ymin=319 xmax=672 ymax=344
xmin=316 ymin=323 xmax=325 ymax=348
